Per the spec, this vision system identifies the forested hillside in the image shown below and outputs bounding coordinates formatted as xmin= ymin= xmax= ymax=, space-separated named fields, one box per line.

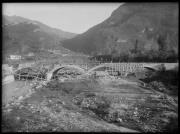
xmin=62 ymin=3 xmax=178 ymax=62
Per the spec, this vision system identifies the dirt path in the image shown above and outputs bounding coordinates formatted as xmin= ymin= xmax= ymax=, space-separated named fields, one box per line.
xmin=3 ymin=75 xmax=14 ymax=85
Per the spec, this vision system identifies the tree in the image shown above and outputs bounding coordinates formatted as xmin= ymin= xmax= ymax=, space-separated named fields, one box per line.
xmin=119 ymin=52 xmax=129 ymax=62
xmin=111 ymin=48 xmax=119 ymax=59
xmin=157 ymin=33 xmax=168 ymax=52
xmin=166 ymin=49 xmax=177 ymax=62
xmin=134 ymin=39 xmax=138 ymax=54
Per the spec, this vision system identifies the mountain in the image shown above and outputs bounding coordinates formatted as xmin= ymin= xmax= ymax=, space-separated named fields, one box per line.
xmin=3 ymin=15 xmax=76 ymax=39
xmin=3 ymin=15 xmax=77 ymax=55
xmin=62 ymin=3 xmax=178 ymax=62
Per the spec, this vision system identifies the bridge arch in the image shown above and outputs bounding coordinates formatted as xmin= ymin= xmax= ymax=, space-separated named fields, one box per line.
xmin=14 ymin=66 xmax=36 ymax=74
xmin=47 ymin=65 xmax=85 ymax=80
xmin=143 ymin=63 xmax=166 ymax=71
xmin=87 ymin=63 xmax=113 ymax=74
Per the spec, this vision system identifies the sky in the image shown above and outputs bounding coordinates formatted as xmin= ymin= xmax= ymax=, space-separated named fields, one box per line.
xmin=3 ymin=3 xmax=122 ymax=34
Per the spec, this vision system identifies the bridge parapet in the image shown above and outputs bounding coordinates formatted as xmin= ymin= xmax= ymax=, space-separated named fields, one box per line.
xmin=88 ymin=63 xmax=144 ymax=74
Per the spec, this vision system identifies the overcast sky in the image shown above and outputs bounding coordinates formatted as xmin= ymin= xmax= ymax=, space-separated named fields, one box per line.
xmin=3 ymin=3 xmax=122 ymax=34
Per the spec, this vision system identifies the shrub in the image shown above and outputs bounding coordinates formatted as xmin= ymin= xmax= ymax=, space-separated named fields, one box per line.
xmin=73 ymin=94 xmax=111 ymax=118
xmin=46 ymin=81 xmax=73 ymax=93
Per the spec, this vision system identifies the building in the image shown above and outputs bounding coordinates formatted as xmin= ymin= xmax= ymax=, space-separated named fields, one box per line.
xmin=9 ymin=55 xmax=22 ymax=60
xmin=27 ymin=52 xmax=34 ymax=57
xmin=117 ymin=38 xmax=127 ymax=43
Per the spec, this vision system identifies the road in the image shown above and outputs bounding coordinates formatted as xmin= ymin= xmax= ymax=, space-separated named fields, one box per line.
xmin=3 ymin=75 xmax=14 ymax=85
xmin=2 ymin=81 xmax=32 ymax=105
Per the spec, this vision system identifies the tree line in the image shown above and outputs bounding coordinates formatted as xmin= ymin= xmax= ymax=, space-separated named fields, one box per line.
xmin=90 ymin=32 xmax=178 ymax=63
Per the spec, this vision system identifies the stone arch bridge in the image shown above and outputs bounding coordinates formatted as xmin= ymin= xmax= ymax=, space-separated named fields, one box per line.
xmin=46 ymin=63 xmax=151 ymax=80
xmin=13 ymin=62 xmax=178 ymax=81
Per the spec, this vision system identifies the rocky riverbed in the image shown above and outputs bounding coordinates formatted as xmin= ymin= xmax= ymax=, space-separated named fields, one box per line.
xmin=2 ymin=73 xmax=178 ymax=132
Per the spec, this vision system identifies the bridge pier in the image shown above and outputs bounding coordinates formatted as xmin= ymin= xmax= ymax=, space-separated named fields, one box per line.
xmin=47 ymin=73 xmax=53 ymax=81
